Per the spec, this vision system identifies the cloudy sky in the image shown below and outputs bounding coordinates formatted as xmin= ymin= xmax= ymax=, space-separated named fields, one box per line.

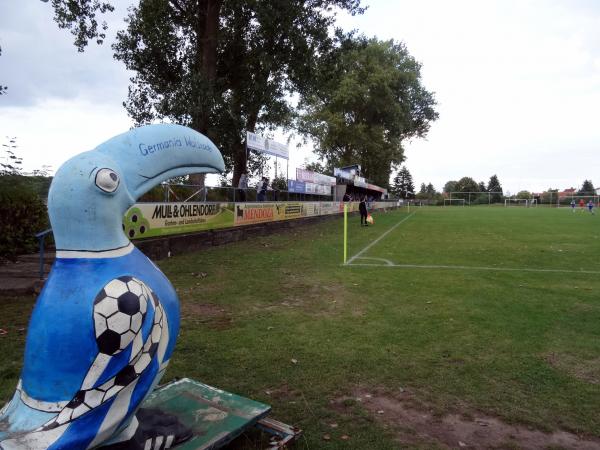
xmin=1 ymin=0 xmax=599 ymax=194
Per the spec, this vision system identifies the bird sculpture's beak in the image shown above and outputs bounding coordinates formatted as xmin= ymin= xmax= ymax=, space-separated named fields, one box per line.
xmin=95 ymin=124 xmax=226 ymax=202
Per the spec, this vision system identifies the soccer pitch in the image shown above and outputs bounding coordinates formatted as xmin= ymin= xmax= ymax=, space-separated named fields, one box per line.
xmin=1 ymin=206 xmax=599 ymax=448
xmin=345 ymin=206 xmax=600 ymax=274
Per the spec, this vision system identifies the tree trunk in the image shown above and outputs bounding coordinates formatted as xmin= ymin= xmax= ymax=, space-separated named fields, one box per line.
xmin=232 ymin=142 xmax=247 ymax=188
xmin=189 ymin=0 xmax=222 ymax=188
xmin=232 ymin=109 xmax=258 ymax=187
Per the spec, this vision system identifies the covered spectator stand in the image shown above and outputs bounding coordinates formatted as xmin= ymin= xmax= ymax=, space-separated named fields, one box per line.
xmin=333 ymin=165 xmax=388 ymax=201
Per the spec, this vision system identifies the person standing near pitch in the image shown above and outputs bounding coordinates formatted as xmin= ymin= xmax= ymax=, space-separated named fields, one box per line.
xmin=588 ymin=200 xmax=595 ymax=215
xmin=257 ymin=176 xmax=268 ymax=201
xmin=570 ymin=199 xmax=576 ymax=212
xmin=359 ymin=196 xmax=369 ymax=226
xmin=579 ymin=198 xmax=585 ymax=211
xmin=237 ymin=170 xmax=248 ymax=202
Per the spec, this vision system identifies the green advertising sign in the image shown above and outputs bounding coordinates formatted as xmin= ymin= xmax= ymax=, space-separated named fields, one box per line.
xmin=124 ymin=202 xmax=235 ymax=239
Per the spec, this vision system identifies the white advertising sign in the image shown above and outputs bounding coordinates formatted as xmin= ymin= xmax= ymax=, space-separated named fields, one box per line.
xmin=246 ymin=131 xmax=289 ymax=159
xmin=296 ymin=168 xmax=336 ymax=186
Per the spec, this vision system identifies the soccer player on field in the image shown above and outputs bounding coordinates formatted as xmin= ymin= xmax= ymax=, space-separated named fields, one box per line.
xmin=570 ymin=199 xmax=576 ymax=212
xmin=588 ymin=200 xmax=595 ymax=215
xmin=579 ymin=198 xmax=585 ymax=211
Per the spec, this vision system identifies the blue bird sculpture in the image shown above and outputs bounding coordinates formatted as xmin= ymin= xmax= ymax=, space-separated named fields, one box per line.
xmin=0 ymin=124 xmax=225 ymax=449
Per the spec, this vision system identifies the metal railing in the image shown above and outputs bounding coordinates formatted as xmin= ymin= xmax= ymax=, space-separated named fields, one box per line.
xmin=35 ymin=228 xmax=52 ymax=280
xmin=142 ymin=183 xmax=336 ymax=203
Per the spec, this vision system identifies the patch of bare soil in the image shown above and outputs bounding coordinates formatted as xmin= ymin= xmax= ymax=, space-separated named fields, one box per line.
xmin=276 ymin=278 xmax=364 ymax=318
xmin=332 ymin=387 xmax=600 ymax=449
xmin=180 ymin=302 xmax=233 ymax=329
xmin=263 ymin=383 xmax=303 ymax=402
xmin=545 ymin=352 xmax=600 ymax=385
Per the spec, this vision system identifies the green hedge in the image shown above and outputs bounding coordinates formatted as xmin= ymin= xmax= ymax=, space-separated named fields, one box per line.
xmin=0 ymin=177 xmax=49 ymax=261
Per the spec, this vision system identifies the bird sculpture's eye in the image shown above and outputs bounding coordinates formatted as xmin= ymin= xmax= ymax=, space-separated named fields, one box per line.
xmin=95 ymin=168 xmax=120 ymax=193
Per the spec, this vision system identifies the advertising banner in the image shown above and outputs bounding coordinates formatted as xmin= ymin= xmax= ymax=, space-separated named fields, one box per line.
xmin=320 ymin=201 xmax=341 ymax=215
xmin=296 ymin=168 xmax=336 ymax=186
xmin=233 ymin=202 xmax=276 ymax=225
xmin=288 ymin=179 xmax=331 ymax=196
xmin=317 ymin=184 xmax=332 ymax=195
xmin=274 ymin=202 xmax=305 ymax=220
xmin=125 ymin=200 xmax=396 ymax=239
xmin=287 ymin=179 xmax=306 ymax=193
xmin=123 ymin=202 xmax=234 ymax=239
xmin=302 ymin=202 xmax=321 ymax=217
xmin=246 ymin=131 xmax=289 ymax=159
xmin=347 ymin=201 xmax=359 ymax=213
xmin=296 ymin=168 xmax=315 ymax=184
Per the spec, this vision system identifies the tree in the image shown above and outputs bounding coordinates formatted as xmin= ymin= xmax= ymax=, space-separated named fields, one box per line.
xmin=0 ymin=136 xmax=50 ymax=259
xmin=44 ymin=0 xmax=115 ymax=51
xmin=47 ymin=0 xmax=365 ymax=187
xmin=392 ymin=166 xmax=415 ymax=198
xmin=417 ymin=182 xmax=437 ymax=200
xmin=271 ymin=176 xmax=287 ymax=191
xmin=578 ymin=180 xmax=595 ymax=195
xmin=426 ymin=183 xmax=437 ymax=197
xmin=487 ymin=174 xmax=503 ymax=202
xmin=516 ymin=190 xmax=531 ymax=199
xmin=478 ymin=181 xmax=486 ymax=192
xmin=451 ymin=176 xmax=479 ymax=201
xmin=443 ymin=180 xmax=457 ymax=193
xmin=0 ymin=179 xmax=49 ymax=260
xmin=299 ymin=35 xmax=438 ymax=187
xmin=455 ymin=177 xmax=479 ymax=193
xmin=303 ymin=160 xmax=327 ymax=175
xmin=1 ymin=137 xmax=22 ymax=175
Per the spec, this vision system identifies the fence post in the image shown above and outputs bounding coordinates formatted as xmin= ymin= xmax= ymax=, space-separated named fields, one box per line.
xmin=35 ymin=229 xmax=52 ymax=280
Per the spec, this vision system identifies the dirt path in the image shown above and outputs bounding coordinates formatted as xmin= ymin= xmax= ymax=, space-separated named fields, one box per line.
xmin=332 ymin=387 xmax=600 ymax=449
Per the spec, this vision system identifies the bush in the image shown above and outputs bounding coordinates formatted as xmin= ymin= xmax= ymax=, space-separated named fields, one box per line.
xmin=0 ymin=177 xmax=49 ymax=261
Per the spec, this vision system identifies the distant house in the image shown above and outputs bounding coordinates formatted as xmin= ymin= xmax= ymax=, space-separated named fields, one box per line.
xmin=559 ymin=188 xmax=576 ymax=198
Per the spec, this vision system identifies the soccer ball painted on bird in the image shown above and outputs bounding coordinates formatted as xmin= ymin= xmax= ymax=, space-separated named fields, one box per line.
xmin=94 ymin=277 xmax=150 ymax=355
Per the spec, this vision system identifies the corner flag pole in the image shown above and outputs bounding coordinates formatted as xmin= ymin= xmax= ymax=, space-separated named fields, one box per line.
xmin=343 ymin=203 xmax=348 ymax=264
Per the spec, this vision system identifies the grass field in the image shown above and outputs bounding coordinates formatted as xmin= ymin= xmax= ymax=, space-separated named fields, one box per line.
xmin=1 ymin=206 xmax=600 ymax=448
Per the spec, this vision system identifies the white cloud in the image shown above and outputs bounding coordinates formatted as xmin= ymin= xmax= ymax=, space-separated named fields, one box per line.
xmin=0 ymin=98 xmax=132 ymax=173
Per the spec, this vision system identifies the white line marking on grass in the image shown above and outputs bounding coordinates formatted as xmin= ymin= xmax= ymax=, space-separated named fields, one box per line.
xmin=345 ymin=212 xmax=416 ymax=265
xmin=345 ymin=263 xmax=600 ymax=275
xmin=354 ymin=257 xmax=395 ymax=266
